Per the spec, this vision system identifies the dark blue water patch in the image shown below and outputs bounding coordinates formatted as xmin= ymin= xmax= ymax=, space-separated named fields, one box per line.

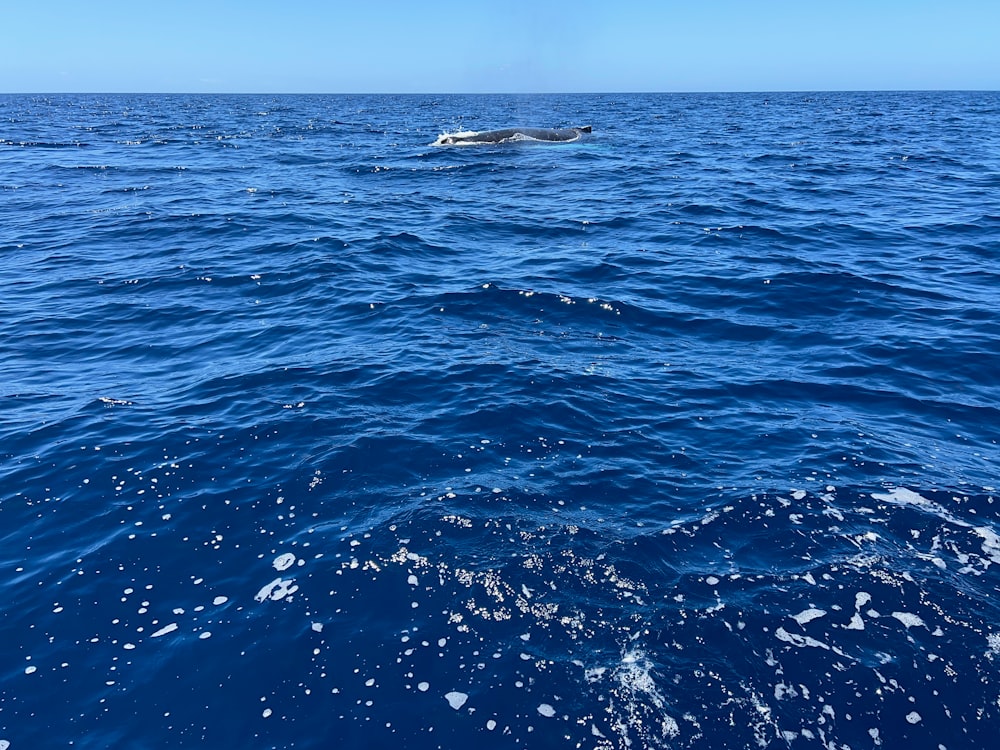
xmin=9 ymin=473 xmax=999 ymax=748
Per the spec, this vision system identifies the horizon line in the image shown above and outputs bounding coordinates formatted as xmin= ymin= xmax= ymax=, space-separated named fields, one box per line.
xmin=2 ymin=88 xmax=998 ymax=97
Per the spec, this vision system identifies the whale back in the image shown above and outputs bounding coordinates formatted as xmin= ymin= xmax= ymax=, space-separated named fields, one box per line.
xmin=435 ymin=126 xmax=592 ymax=146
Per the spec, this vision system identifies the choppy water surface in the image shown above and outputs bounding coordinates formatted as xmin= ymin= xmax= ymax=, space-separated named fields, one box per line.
xmin=2 ymin=92 xmax=999 ymax=749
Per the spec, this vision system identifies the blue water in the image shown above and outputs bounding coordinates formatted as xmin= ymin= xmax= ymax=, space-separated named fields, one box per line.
xmin=2 ymin=91 xmax=999 ymax=749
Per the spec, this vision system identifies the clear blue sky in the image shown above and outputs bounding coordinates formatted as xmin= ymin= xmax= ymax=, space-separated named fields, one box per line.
xmin=2 ymin=0 xmax=997 ymax=93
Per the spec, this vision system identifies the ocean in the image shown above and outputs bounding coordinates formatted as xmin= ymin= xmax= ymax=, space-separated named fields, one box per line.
xmin=1 ymin=91 xmax=999 ymax=749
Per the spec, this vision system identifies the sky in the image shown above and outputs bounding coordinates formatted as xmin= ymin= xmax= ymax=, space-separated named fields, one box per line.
xmin=1 ymin=0 xmax=998 ymax=93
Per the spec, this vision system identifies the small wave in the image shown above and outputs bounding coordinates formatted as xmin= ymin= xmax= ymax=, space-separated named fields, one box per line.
xmin=0 ymin=139 xmax=88 ymax=148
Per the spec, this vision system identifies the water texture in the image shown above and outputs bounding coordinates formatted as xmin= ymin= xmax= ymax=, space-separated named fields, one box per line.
xmin=1 ymin=92 xmax=999 ymax=749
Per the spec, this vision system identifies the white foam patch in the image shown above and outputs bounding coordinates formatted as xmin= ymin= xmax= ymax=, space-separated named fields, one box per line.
xmin=612 ymin=648 xmax=680 ymax=738
xmin=987 ymin=633 xmax=1000 ymax=656
xmin=871 ymin=487 xmax=936 ymax=510
xmin=776 ymin=627 xmax=828 ymax=650
xmin=255 ymin=577 xmax=298 ymax=602
xmin=845 ymin=592 xmax=871 ymax=630
xmin=791 ymin=608 xmax=826 ymax=625
xmin=774 ymin=682 xmax=798 ymax=701
xmin=537 ymin=703 xmax=556 ymax=717
xmin=774 ymin=627 xmax=852 ymax=658
xmin=445 ymin=691 xmax=468 ymax=710
xmin=892 ymin=612 xmax=925 ymax=629
xmin=584 ymin=666 xmax=606 ymax=682
xmin=871 ymin=488 xmax=1000 ymax=575
xmin=845 ymin=613 xmax=865 ymax=630
xmin=273 ymin=553 xmax=296 ymax=571
xmin=871 ymin=487 xmax=971 ymax=530
xmin=972 ymin=527 xmax=1000 ymax=565
xmin=151 ymin=623 xmax=178 ymax=638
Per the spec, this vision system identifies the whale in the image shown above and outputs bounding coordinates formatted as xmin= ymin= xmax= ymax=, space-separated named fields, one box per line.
xmin=434 ymin=126 xmax=591 ymax=146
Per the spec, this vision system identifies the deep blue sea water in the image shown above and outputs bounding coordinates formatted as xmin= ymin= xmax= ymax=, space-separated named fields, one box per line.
xmin=2 ymin=91 xmax=999 ymax=749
